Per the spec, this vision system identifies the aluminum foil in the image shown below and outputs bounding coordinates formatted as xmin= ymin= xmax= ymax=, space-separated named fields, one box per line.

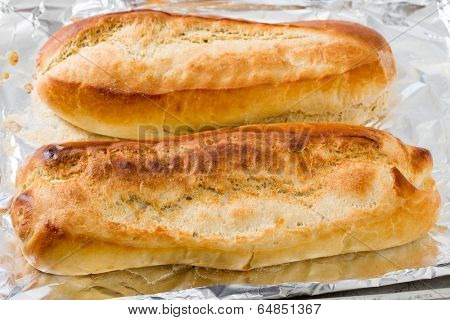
xmin=1 ymin=0 xmax=450 ymax=299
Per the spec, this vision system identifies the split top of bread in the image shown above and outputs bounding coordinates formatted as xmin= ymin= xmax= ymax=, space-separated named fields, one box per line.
xmin=37 ymin=10 xmax=396 ymax=139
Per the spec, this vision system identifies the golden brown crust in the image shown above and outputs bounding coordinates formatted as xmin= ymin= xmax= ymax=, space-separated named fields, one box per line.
xmin=36 ymin=9 xmax=396 ymax=139
xmin=37 ymin=10 xmax=394 ymax=79
xmin=11 ymin=123 xmax=440 ymax=275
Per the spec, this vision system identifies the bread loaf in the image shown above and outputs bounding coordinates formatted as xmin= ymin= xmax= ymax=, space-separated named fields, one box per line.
xmin=11 ymin=123 xmax=439 ymax=275
xmin=37 ymin=10 xmax=396 ymax=139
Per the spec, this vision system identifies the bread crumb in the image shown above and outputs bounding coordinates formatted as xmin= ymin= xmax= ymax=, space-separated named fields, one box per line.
xmin=24 ymin=83 xmax=33 ymax=94
xmin=7 ymin=51 xmax=19 ymax=66
xmin=1 ymin=72 xmax=9 ymax=80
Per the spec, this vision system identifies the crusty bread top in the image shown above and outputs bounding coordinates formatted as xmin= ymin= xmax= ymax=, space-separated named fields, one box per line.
xmin=37 ymin=9 xmax=396 ymax=95
xmin=17 ymin=123 xmax=431 ymax=188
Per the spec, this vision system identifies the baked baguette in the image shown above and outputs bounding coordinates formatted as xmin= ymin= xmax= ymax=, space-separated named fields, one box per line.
xmin=37 ymin=10 xmax=396 ymax=139
xmin=11 ymin=123 xmax=439 ymax=275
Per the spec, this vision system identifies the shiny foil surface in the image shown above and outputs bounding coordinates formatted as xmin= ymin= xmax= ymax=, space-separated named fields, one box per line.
xmin=0 ymin=0 xmax=449 ymax=299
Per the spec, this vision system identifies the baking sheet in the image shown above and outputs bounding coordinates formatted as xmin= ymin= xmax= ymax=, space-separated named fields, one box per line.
xmin=1 ymin=0 xmax=450 ymax=299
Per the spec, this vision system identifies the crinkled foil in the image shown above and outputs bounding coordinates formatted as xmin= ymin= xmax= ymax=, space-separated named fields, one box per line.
xmin=0 ymin=0 xmax=450 ymax=300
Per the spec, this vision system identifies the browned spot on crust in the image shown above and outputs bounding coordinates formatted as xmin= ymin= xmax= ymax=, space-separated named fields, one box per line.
xmin=391 ymin=167 xmax=417 ymax=198
xmin=115 ymin=159 xmax=136 ymax=171
xmin=29 ymin=219 xmax=67 ymax=255
xmin=11 ymin=190 xmax=34 ymax=240
xmin=144 ymin=159 xmax=169 ymax=175
xmin=41 ymin=144 xmax=84 ymax=164
xmin=410 ymin=147 xmax=432 ymax=174
xmin=44 ymin=219 xmax=65 ymax=237
xmin=288 ymin=135 xmax=308 ymax=152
